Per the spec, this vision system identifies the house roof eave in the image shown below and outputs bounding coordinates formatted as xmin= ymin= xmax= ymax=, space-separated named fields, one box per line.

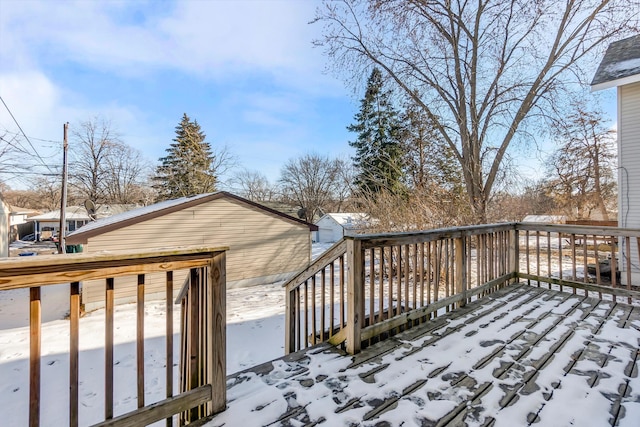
xmin=591 ymin=73 xmax=640 ymax=91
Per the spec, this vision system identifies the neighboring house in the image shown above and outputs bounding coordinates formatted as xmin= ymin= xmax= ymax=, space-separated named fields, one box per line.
xmin=316 ymin=213 xmax=369 ymax=243
xmin=66 ymin=192 xmax=318 ymax=311
xmin=27 ymin=204 xmax=136 ymax=240
xmin=521 ymin=215 xmax=567 ymax=224
xmin=9 ymin=206 xmax=40 ymax=240
xmin=591 ymin=34 xmax=640 ymax=284
xmin=0 ymin=198 xmax=9 ymax=257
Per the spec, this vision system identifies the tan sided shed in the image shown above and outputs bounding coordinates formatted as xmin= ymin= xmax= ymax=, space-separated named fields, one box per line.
xmin=66 ymin=192 xmax=318 ymax=311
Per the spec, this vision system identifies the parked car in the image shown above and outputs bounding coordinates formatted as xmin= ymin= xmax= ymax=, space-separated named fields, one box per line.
xmin=21 ymin=233 xmax=36 ymax=241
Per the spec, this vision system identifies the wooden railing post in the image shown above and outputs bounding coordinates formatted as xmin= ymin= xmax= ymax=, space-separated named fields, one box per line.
xmin=186 ymin=269 xmax=200 ymax=422
xmin=208 ymin=251 xmax=226 ymax=415
xmin=455 ymin=236 xmax=467 ymax=308
xmin=346 ymin=238 xmax=363 ymax=355
xmin=285 ymin=289 xmax=295 ymax=355
xmin=510 ymin=227 xmax=520 ymax=282
xmin=29 ymin=287 xmax=41 ymax=427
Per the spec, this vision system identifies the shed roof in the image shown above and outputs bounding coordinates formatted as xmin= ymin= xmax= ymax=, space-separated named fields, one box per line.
xmin=319 ymin=213 xmax=369 ymax=229
xmin=591 ymin=34 xmax=640 ymax=91
xmin=66 ymin=192 xmax=318 ymax=244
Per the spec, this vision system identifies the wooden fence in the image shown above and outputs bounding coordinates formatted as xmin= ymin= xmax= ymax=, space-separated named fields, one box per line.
xmin=284 ymin=223 xmax=640 ymax=355
xmin=0 ymin=246 xmax=227 ymax=427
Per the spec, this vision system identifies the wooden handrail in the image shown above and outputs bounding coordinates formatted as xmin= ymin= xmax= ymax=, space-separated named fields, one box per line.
xmin=352 ymin=223 xmax=517 ymax=248
xmin=283 ymin=239 xmax=347 ymax=292
xmin=0 ymin=246 xmax=229 ymax=290
xmin=515 ymin=222 xmax=640 ymax=237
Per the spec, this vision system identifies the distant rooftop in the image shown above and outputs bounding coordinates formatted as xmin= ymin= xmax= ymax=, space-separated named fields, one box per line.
xmin=28 ymin=204 xmax=137 ymax=222
xmin=591 ymin=34 xmax=640 ymax=91
xmin=321 ymin=213 xmax=369 ymax=229
xmin=521 ymin=215 xmax=566 ymax=224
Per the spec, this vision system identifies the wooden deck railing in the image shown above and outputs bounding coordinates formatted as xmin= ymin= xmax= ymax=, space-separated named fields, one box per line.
xmin=283 ymin=240 xmax=348 ymax=354
xmin=284 ymin=224 xmax=518 ymax=354
xmin=0 ymin=246 xmax=227 ymax=427
xmin=517 ymin=223 xmax=640 ymax=303
xmin=285 ymin=223 xmax=640 ymax=355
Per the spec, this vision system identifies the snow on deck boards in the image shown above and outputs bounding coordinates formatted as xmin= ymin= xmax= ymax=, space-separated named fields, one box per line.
xmin=209 ymin=284 xmax=640 ymax=427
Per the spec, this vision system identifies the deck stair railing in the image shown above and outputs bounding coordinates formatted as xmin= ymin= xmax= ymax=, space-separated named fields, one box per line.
xmin=285 ymin=223 xmax=640 ymax=355
xmin=0 ymin=246 xmax=227 ymax=427
xmin=283 ymin=239 xmax=348 ymax=354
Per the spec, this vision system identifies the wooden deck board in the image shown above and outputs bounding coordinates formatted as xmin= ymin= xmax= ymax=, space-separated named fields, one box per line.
xmin=210 ymin=284 xmax=640 ymax=427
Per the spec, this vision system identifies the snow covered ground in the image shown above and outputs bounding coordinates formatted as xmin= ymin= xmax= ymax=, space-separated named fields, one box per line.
xmin=0 ymin=242 xmax=335 ymax=426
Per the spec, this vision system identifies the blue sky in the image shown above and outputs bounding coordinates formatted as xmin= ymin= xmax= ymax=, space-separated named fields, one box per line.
xmin=0 ymin=0 xmax=619 ymax=191
xmin=0 ymin=0 xmax=357 ymax=188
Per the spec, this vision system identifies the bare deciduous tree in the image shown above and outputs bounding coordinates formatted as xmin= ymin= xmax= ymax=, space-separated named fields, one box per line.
xmin=315 ymin=0 xmax=637 ymax=222
xmin=0 ymin=178 xmax=60 ymax=211
xmin=104 ymin=144 xmax=154 ymax=205
xmin=0 ymin=131 xmax=31 ymax=180
xmin=545 ymin=104 xmax=616 ymax=219
xmin=279 ymin=153 xmax=349 ymax=223
xmin=31 ymin=176 xmax=62 ymax=212
xmin=70 ymin=117 xmax=122 ymax=204
xmin=70 ymin=117 xmax=151 ymax=205
xmin=229 ymin=169 xmax=277 ymax=202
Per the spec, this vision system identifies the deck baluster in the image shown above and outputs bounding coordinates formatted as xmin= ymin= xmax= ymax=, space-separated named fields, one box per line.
xmin=29 ymin=287 xmax=41 ymax=427
xmin=69 ymin=281 xmax=80 ymax=427
xmin=105 ymin=277 xmax=114 ymax=420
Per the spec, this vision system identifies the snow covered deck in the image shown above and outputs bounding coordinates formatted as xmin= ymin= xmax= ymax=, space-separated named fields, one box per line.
xmin=211 ymin=283 xmax=640 ymax=426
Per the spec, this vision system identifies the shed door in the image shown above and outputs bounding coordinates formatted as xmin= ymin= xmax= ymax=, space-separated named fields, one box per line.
xmin=318 ymin=227 xmax=335 ymax=242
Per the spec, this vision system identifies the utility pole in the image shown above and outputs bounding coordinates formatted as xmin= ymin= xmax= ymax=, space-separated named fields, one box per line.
xmin=58 ymin=122 xmax=69 ymax=254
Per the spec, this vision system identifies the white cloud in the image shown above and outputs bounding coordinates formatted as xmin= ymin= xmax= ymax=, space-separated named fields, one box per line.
xmin=1 ymin=0 xmax=336 ymax=89
xmin=0 ymin=0 xmax=352 ymax=188
xmin=0 ymin=71 xmax=157 ymax=176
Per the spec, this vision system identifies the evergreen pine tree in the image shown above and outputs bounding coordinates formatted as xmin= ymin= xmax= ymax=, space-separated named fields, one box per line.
xmin=154 ymin=114 xmax=217 ymax=200
xmin=400 ymin=98 xmax=463 ymax=192
xmin=347 ymin=68 xmax=405 ymax=196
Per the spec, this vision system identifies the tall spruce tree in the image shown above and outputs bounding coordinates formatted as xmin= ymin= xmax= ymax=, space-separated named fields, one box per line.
xmin=400 ymin=98 xmax=462 ymax=192
xmin=348 ymin=68 xmax=404 ymax=196
xmin=154 ymin=114 xmax=217 ymax=200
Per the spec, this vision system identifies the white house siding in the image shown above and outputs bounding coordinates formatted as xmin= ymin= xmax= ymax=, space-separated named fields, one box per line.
xmin=0 ymin=200 xmax=8 ymax=257
xmin=81 ymin=197 xmax=311 ymax=310
xmin=316 ymin=217 xmax=342 ymax=243
xmin=618 ymin=81 xmax=640 ymax=284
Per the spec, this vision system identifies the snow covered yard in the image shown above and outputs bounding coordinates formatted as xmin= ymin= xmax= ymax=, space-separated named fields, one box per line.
xmin=0 ymin=279 xmax=292 ymax=426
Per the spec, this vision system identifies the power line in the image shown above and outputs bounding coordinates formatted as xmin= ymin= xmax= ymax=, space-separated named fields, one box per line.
xmin=0 ymin=127 xmax=31 ymax=154
xmin=0 ymin=95 xmax=57 ymax=174
xmin=0 ymin=126 xmax=61 ymax=144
